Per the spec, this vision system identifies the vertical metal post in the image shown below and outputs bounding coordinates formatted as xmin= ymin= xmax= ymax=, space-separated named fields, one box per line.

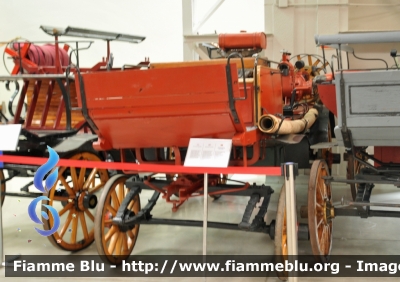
xmin=17 ymin=43 xmax=23 ymax=74
xmin=203 ymin=173 xmax=208 ymax=255
xmin=54 ymin=35 xmax=62 ymax=74
xmin=75 ymin=42 xmax=80 ymax=68
xmin=0 ymin=184 xmax=3 ymax=267
xmin=282 ymin=162 xmax=298 ymax=282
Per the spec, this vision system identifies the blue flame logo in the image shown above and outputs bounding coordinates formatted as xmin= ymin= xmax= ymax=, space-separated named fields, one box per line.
xmin=28 ymin=146 xmax=61 ymax=236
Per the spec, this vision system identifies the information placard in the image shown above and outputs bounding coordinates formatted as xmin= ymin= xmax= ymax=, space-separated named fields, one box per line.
xmin=0 ymin=124 xmax=21 ymax=151
xmin=184 ymin=138 xmax=232 ymax=168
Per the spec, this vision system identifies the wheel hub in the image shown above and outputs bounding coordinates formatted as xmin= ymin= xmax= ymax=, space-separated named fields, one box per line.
xmin=118 ymin=211 xmax=136 ymax=232
xmin=323 ymin=200 xmax=335 ymax=224
xmin=76 ymin=191 xmax=98 ymax=211
xmin=104 ymin=210 xmax=137 ymax=232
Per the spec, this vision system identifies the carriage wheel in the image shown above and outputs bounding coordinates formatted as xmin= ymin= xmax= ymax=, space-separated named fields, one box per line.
xmin=291 ymin=54 xmax=330 ymax=77
xmin=43 ymin=151 xmax=109 ymax=251
xmin=317 ymin=122 xmax=333 ymax=173
xmin=308 ymin=160 xmax=333 ymax=263
xmin=0 ymin=170 xmax=5 ymax=206
xmin=95 ymin=174 xmax=141 ymax=264
xmin=347 ymin=151 xmax=367 ymax=201
xmin=274 ymin=184 xmax=288 ymax=281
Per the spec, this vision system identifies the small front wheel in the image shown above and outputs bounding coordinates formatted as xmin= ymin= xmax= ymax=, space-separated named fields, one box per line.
xmin=308 ymin=160 xmax=333 ymax=263
xmin=94 ymin=174 xmax=141 ymax=264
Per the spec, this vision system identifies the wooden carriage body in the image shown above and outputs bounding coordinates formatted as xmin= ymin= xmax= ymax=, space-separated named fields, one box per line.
xmin=74 ymin=32 xmax=328 ymax=169
xmin=75 ymin=58 xmax=284 ymax=167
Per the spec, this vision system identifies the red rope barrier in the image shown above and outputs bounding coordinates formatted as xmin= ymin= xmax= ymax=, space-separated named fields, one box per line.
xmin=0 ymin=155 xmax=282 ymax=176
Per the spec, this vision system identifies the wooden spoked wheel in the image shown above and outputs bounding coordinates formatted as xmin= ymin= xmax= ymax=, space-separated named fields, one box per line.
xmin=43 ymin=151 xmax=109 ymax=251
xmin=292 ymin=54 xmax=330 ymax=77
xmin=0 ymin=170 xmax=5 ymax=206
xmin=95 ymin=174 xmax=141 ymax=265
xmin=274 ymin=184 xmax=288 ymax=281
xmin=347 ymin=152 xmax=367 ymax=201
xmin=308 ymin=159 xmax=333 ymax=263
xmin=319 ymin=122 xmax=333 ymax=173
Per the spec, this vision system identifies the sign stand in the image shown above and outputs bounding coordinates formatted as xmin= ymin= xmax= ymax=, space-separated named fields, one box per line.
xmin=184 ymin=138 xmax=232 ymax=256
xmin=0 ymin=168 xmax=20 ymax=268
xmin=0 ymin=177 xmax=3 ymax=265
xmin=203 ymin=173 xmax=208 ymax=256
xmin=0 ymin=124 xmax=22 ymax=268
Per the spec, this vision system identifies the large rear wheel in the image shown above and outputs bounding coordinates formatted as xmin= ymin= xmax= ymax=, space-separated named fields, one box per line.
xmin=43 ymin=151 xmax=109 ymax=251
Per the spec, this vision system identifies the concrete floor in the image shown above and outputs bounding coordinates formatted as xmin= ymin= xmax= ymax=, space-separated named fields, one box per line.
xmin=1 ymin=171 xmax=400 ymax=281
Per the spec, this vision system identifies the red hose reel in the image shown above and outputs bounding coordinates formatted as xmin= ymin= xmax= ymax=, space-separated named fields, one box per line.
xmin=10 ymin=42 xmax=69 ymax=74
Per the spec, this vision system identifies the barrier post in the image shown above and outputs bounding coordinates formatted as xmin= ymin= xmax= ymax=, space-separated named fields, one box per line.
xmin=0 ymin=175 xmax=2 ymax=267
xmin=0 ymin=150 xmax=3 ymax=265
xmin=282 ymin=162 xmax=298 ymax=282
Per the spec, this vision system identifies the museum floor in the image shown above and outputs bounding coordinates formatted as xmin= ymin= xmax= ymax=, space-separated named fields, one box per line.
xmin=1 ymin=172 xmax=400 ymax=282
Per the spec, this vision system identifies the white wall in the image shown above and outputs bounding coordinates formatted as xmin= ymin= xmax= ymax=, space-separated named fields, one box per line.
xmin=349 ymin=0 xmax=400 ymax=32
xmin=193 ymin=0 xmax=265 ymax=34
xmin=0 ymin=0 xmax=184 ymax=116
xmin=0 ymin=0 xmax=183 ymax=73
xmin=264 ymin=0 xmax=349 ymax=62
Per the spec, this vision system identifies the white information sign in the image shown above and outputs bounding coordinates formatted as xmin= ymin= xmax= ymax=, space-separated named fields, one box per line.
xmin=0 ymin=124 xmax=22 ymax=151
xmin=184 ymin=138 xmax=232 ymax=168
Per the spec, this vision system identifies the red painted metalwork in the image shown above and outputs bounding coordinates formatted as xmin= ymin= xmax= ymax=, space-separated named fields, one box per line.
xmin=235 ymin=81 xmax=255 ymax=125
xmin=4 ymin=35 xmax=87 ymax=132
xmin=218 ymin=32 xmax=267 ymax=50
xmin=7 ymin=42 xmax=69 ymax=74
xmin=54 ymin=35 xmax=62 ymax=74
xmin=144 ymin=174 xmax=250 ymax=212
xmin=5 ymin=43 xmax=33 ymax=74
xmin=81 ymin=64 xmax=248 ymax=150
xmin=74 ymin=36 xmax=320 ymax=210
xmin=257 ymin=67 xmax=283 ymax=115
xmin=13 ymin=81 xmax=29 ymax=124
xmin=318 ymin=84 xmax=337 ymax=117
xmin=374 ymin=147 xmax=400 ymax=167
xmin=40 ymin=81 xmax=54 ymax=127
xmin=79 ymin=53 xmax=319 ymax=208
xmin=279 ymin=52 xmax=313 ymax=103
